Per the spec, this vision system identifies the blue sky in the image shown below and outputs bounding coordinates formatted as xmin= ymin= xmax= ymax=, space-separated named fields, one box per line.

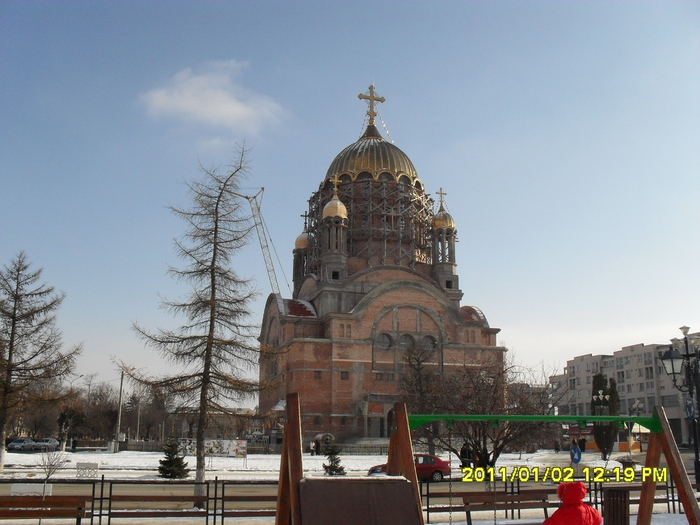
xmin=1 ymin=1 xmax=699 ymax=396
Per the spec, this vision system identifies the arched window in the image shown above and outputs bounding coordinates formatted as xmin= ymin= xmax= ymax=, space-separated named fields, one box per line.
xmin=314 ymin=416 xmax=321 ymax=426
xmin=420 ymin=335 xmax=437 ymax=353
xmin=398 ymin=334 xmax=415 ymax=351
xmin=375 ymin=333 xmax=392 ymax=350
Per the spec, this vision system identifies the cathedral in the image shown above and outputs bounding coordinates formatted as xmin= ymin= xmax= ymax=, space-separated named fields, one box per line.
xmin=258 ymin=86 xmax=505 ymax=443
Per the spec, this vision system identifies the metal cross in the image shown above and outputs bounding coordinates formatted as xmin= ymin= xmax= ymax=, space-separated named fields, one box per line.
xmin=358 ymin=84 xmax=385 ymax=123
xmin=436 ymin=187 xmax=447 ymax=205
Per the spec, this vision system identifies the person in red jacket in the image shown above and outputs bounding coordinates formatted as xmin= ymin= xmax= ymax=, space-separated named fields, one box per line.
xmin=543 ymin=481 xmax=602 ymax=525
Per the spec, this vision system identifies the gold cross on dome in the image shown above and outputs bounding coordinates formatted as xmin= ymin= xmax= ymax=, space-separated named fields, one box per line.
xmin=358 ymin=84 xmax=385 ymax=124
xmin=330 ymin=174 xmax=341 ymax=191
xmin=436 ymin=187 xmax=447 ymax=205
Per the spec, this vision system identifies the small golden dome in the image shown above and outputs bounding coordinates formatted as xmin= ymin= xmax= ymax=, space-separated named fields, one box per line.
xmin=294 ymin=230 xmax=309 ymax=250
xmin=432 ymin=203 xmax=455 ymax=230
xmin=322 ymin=188 xmax=348 ymax=219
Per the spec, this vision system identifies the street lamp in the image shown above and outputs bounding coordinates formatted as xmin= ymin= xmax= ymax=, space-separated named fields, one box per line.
xmin=629 ymin=401 xmax=644 ymax=454
xmin=592 ymin=390 xmax=610 ymax=415
xmin=660 ymin=325 xmax=700 ymax=484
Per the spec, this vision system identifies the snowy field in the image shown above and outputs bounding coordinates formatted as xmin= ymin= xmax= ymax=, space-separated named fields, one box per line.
xmin=2 ymin=448 xmax=633 ymax=478
xmin=0 ymin=449 xmax=692 ymax=524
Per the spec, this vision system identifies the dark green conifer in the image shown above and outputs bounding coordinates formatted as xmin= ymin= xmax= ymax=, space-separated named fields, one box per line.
xmin=159 ymin=440 xmax=190 ymax=479
xmin=322 ymin=444 xmax=346 ymax=476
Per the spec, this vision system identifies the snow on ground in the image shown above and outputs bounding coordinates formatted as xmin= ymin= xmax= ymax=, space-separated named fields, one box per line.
xmin=1 ymin=447 xmax=638 ymax=479
xmin=0 ymin=449 xmax=691 ymax=524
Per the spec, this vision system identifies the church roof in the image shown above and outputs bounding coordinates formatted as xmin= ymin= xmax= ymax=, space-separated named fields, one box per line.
xmin=323 ymin=123 xmax=419 ymax=186
xmin=282 ymin=299 xmax=316 ymax=318
xmin=322 ymin=85 xmax=422 ymax=188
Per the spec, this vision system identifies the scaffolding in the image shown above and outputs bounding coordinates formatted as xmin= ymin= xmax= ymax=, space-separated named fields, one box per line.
xmin=305 ymin=180 xmax=434 ymax=276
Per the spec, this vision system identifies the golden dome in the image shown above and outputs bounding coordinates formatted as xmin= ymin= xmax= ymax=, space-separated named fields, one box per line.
xmin=322 ymin=188 xmax=348 ymax=219
xmin=323 ymin=124 xmax=421 ymax=187
xmin=432 ymin=202 xmax=456 ymax=230
xmin=294 ymin=230 xmax=309 ymax=250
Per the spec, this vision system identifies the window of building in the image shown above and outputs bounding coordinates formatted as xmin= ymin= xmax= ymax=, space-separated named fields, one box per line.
xmin=314 ymin=371 xmax=322 ymax=380
xmin=386 ymin=373 xmax=395 ymax=381
xmin=398 ymin=334 xmax=415 ymax=351
xmin=376 ymin=373 xmax=384 ymax=381
xmin=341 ymin=417 xmax=348 ymax=426
xmin=375 ymin=333 xmax=392 ymax=350
xmin=314 ymin=416 xmax=321 ymax=426
xmin=341 ymin=371 xmax=349 ymax=380
xmin=420 ymin=335 xmax=437 ymax=353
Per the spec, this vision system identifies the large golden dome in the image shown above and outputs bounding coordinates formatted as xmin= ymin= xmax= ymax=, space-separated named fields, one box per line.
xmin=323 ymin=123 xmax=422 ymax=188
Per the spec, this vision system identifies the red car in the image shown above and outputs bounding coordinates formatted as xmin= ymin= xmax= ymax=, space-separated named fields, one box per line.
xmin=368 ymin=453 xmax=451 ymax=482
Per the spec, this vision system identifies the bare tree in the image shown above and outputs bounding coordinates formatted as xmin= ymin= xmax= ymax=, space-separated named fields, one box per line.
xmin=0 ymin=252 xmax=79 ymax=470
xmin=401 ymin=352 xmax=558 ymax=469
xmin=37 ymin=449 xmax=68 ymax=497
xmin=128 ymin=146 xmax=265 ymax=485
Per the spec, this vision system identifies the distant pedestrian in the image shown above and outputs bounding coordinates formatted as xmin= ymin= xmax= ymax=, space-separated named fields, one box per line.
xmin=578 ymin=437 xmax=587 ymax=452
xmin=554 ymin=441 xmax=560 ymax=453
xmin=71 ymin=438 xmax=77 ymax=452
xmin=460 ymin=442 xmax=472 ymax=468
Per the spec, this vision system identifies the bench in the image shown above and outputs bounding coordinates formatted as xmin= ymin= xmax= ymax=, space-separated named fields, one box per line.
xmin=462 ymin=489 xmax=558 ymax=525
xmin=217 ymin=494 xmax=277 ymax=520
xmin=76 ymin=462 xmax=99 ymax=478
xmin=0 ymin=495 xmax=90 ymax=524
xmin=107 ymin=494 xmax=209 ymax=522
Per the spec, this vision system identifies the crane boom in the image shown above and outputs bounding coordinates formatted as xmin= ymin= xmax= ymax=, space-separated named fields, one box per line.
xmin=234 ymin=188 xmax=281 ymax=296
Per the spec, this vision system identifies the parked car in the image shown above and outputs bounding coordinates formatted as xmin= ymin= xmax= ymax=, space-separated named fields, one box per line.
xmin=368 ymin=453 xmax=451 ymax=482
xmin=33 ymin=438 xmax=60 ymax=451
xmin=6 ymin=438 xmax=35 ymax=451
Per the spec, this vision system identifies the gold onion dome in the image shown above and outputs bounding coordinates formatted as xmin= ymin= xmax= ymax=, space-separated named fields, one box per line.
xmin=324 ymin=123 xmax=420 ymax=186
xmin=294 ymin=229 xmax=309 ymax=250
xmin=322 ymin=188 xmax=348 ymax=219
xmin=432 ymin=202 xmax=456 ymax=230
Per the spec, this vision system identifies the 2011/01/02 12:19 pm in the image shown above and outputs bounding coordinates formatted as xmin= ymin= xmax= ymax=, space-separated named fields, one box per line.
xmin=461 ymin=466 xmax=668 ymax=483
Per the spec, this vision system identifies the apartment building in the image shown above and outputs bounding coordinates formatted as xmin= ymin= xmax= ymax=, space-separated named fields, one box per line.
xmin=553 ymin=343 xmax=687 ymax=444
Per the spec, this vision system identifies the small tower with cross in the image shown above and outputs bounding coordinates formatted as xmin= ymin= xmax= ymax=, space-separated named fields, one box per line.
xmin=431 ymin=188 xmax=462 ymax=305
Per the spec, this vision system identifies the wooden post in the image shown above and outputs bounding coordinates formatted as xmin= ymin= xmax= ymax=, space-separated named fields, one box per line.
xmin=636 ymin=406 xmax=700 ymax=525
xmin=276 ymin=393 xmax=304 ymax=525
xmin=386 ymin=402 xmax=425 ymax=525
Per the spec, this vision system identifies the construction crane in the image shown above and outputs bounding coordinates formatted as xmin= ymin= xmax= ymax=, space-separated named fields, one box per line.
xmin=232 ymin=188 xmax=282 ymax=296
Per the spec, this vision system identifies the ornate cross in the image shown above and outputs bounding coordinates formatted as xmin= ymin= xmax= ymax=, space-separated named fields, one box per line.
xmin=358 ymin=84 xmax=385 ymax=123
xmin=436 ymin=187 xmax=447 ymax=205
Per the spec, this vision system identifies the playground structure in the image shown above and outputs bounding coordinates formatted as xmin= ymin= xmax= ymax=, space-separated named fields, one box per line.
xmin=276 ymin=393 xmax=700 ymax=525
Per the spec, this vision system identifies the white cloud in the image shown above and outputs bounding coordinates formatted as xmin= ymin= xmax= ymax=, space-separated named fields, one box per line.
xmin=140 ymin=60 xmax=284 ymax=135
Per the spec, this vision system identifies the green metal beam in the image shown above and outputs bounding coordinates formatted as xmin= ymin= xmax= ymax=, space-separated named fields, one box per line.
xmin=408 ymin=413 xmax=662 ymax=433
